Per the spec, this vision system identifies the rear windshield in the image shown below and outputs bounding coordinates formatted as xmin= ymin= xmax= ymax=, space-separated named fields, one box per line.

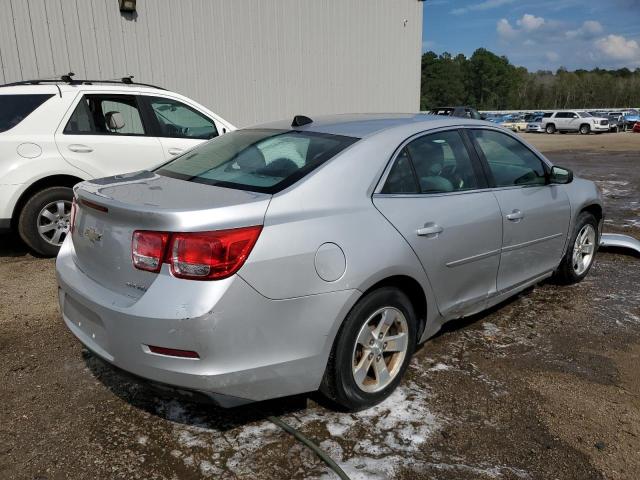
xmin=156 ymin=129 xmax=358 ymax=194
xmin=0 ymin=94 xmax=54 ymax=133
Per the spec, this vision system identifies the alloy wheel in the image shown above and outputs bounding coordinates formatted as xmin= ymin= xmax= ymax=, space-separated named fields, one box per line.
xmin=37 ymin=200 xmax=72 ymax=246
xmin=572 ymin=224 xmax=596 ymax=276
xmin=351 ymin=306 xmax=409 ymax=393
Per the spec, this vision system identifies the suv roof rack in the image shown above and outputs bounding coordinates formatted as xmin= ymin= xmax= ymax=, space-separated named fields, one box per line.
xmin=1 ymin=73 xmax=166 ymax=90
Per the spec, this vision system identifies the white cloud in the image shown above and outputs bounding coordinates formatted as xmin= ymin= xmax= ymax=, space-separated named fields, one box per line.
xmin=517 ymin=14 xmax=545 ymax=32
xmin=546 ymin=52 xmax=560 ymax=62
xmin=497 ymin=18 xmax=518 ymax=39
xmin=452 ymin=0 xmax=515 ymax=15
xmin=594 ymin=34 xmax=640 ymax=64
xmin=567 ymin=20 xmax=604 ymax=39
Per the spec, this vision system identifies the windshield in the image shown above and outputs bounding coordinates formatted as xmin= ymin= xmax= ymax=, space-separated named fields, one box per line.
xmin=578 ymin=112 xmax=592 ymax=118
xmin=0 ymin=94 xmax=54 ymax=133
xmin=156 ymin=129 xmax=358 ymax=194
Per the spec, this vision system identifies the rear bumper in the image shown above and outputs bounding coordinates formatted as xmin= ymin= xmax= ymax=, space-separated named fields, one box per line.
xmin=56 ymin=239 xmax=359 ymax=403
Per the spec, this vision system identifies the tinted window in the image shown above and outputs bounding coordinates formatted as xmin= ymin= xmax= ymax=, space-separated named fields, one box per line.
xmin=543 ymin=112 xmax=553 ymax=118
xmin=0 ymin=94 xmax=54 ymax=133
xmin=381 ymin=149 xmax=418 ymax=194
xmin=156 ymin=129 xmax=358 ymax=194
xmin=471 ymin=129 xmax=546 ymax=187
xmin=406 ymin=130 xmax=482 ymax=193
xmin=147 ymin=97 xmax=217 ymax=140
xmin=64 ymin=95 xmax=146 ymax=135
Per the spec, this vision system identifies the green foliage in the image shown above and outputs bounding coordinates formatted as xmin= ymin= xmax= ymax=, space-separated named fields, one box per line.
xmin=421 ymin=49 xmax=640 ymax=110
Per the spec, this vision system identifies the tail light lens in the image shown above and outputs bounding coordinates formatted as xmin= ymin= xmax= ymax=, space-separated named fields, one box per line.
xmin=131 ymin=226 xmax=262 ymax=280
xmin=70 ymin=197 xmax=78 ymax=234
xmin=132 ymin=231 xmax=169 ymax=273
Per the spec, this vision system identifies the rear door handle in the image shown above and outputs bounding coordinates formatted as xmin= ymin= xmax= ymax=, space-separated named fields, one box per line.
xmin=168 ymin=148 xmax=184 ymax=156
xmin=68 ymin=144 xmax=93 ymax=153
xmin=506 ymin=209 xmax=524 ymax=221
xmin=417 ymin=223 xmax=444 ymax=237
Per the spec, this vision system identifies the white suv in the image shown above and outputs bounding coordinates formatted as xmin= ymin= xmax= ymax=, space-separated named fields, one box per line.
xmin=541 ymin=111 xmax=609 ymax=135
xmin=0 ymin=78 xmax=235 ymax=255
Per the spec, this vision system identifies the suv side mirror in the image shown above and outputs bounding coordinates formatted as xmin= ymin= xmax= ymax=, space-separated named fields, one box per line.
xmin=550 ymin=166 xmax=573 ymax=184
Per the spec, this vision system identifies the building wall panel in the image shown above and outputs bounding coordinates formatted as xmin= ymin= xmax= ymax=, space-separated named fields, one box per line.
xmin=0 ymin=0 xmax=422 ymax=127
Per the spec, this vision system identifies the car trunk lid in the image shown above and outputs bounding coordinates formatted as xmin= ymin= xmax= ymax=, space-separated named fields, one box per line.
xmin=71 ymin=171 xmax=270 ymax=299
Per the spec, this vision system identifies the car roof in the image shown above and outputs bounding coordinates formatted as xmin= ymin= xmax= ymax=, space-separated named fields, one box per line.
xmin=0 ymin=83 xmax=165 ymax=95
xmin=254 ymin=113 xmax=486 ymax=138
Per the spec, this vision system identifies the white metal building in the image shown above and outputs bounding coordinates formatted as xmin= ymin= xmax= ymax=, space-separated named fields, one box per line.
xmin=0 ymin=0 xmax=423 ymax=127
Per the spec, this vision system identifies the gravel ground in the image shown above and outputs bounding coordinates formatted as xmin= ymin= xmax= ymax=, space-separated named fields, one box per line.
xmin=1 ymin=133 xmax=639 ymax=480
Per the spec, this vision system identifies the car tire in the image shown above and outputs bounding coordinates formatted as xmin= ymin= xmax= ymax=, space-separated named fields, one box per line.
xmin=319 ymin=287 xmax=417 ymax=411
xmin=579 ymin=124 xmax=591 ymax=135
xmin=554 ymin=211 xmax=598 ymax=285
xmin=18 ymin=186 xmax=74 ymax=257
xmin=545 ymin=124 xmax=556 ymax=134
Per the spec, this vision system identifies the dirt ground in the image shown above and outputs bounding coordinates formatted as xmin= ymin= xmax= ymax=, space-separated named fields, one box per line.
xmin=1 ymin=132 xmax=639 ymax=480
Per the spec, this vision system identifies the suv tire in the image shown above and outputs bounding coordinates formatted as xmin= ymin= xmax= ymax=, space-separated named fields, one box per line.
xmin=545 ymin=124 xmax=556 ymax=134
xmin=18 ymin=187 xmax=74 ymax=257
xmin=579 ymin=124 xmax=591 ymax=135
xmin=320 ymin=287 xmax=416 ymax=411
xmin=554 ymin=211 xmax=598 ymax=285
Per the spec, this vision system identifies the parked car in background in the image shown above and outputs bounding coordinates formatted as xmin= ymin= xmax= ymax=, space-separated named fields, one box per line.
xmin=0 ymin=77 xmax=235 ymax=256
xmin=604 ymin=112 xmax=625 ymax=132
xmin=502 ymin=114 xmax=528 ymax=132
xmin=57 ymin=113 xmax=603 ymax=411
xmin=526 ymin=115 xmax=545 ymax=133
xmin=633 ymin=122 xmax=640 ymax=133
xmin=622 ymin=109 xmax=640 ymax=130
xmin=429 ymin=106 xmax=483 ymax=120
xmin=541 ymin=111 xmax=609 ymax=135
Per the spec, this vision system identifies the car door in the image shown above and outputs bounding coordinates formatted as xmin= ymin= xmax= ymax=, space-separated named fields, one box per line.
xmin=373 ymin=129 xmax=503 ymax=318
xmin=55 ymin=93 xmax=165 ymax=178
xmin=141 ymin=95 xmax=220 ymax=159
xmin=565 ymin=112 xmax=580 ymax=132
xmin=467 ymin=128 xmax=570 ymax=292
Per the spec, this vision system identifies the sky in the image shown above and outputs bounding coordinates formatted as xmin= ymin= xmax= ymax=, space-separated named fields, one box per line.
xmin=422 ymin=0 xmax=640 ymax=71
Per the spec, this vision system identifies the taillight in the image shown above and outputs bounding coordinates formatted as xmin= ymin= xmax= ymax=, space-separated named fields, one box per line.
xmin=132 ymin=231 xmax=169 ymax=273
xmin=70 ymin=197 xmax=78 ymax=234
xmin=131 ymin=226 xmax=262 ymax=280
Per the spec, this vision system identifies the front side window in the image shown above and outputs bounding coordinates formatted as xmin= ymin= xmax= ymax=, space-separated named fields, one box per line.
xmin=156 ymin=129 xmax=358 ymax=193
xmin=64 ymin=95 xmax=146 ymax=135
xmin=0 ymin=94 xmax=54 ymax=133
xmin=147 ymin=97 xmax=217 ymax=140
xmin=470 ymin=129 xmax=547 ymax=187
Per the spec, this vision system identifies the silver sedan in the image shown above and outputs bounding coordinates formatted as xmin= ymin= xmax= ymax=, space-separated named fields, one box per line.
xmin=56 ymin=114 xmax=603 ymax=410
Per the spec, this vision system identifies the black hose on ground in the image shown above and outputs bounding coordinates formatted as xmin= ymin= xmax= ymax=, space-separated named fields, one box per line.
xmin=267 ymin=415 xmax=351 ymax=480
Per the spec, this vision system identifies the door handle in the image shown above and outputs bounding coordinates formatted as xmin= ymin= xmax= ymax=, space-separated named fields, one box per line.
xmin=506 ymin=209 xmax=524 ymax=222
xmin=417 ymin=223 xmax=444 ymax=237
xmin=168 ymin=148 xmax=184 ymax=156
xmin=68 ymin=144 xmax=93 ymax=153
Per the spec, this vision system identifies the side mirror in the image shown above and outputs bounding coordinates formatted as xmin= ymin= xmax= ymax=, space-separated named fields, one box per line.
xmin=572 ymin=114 xmax=579 ymax=119
xmin=550 ymin=166 xmax=573 ymax=184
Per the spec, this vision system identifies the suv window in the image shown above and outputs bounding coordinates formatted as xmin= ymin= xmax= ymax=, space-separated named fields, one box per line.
xmin=64 ymin=95 xmax=146 ymax=135
xmin=382 ymin=130 xmax=484 ymax=194
xmin=156 ymin=129 xmax=358 ymax=194
xmin=543 ymin=112 xmax=553 ymax=118
xmin=470 ymin=129 xmax=547 ymax=187
xmin=0 ymin=94 xmax=54 ymax=133
xmin=147 ymin=96 xmax=218 ymax=140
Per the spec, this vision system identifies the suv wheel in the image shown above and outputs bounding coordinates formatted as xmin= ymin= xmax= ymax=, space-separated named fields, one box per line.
xmin=320 ymin=287 xmax=416 ymax=411
xmin=579 ymin=124 xmax=591 ymax=135
xmin=554 ymin=212 xmax=598 ymax=284
xmin=545 ymin=124 xmax=556 ymax=134
xmin=18 ymin=187 xmax=73 ymax=257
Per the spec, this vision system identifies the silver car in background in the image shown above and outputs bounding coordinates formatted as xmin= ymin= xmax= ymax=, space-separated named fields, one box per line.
xmin=56 ymin=114 xmax=603 ymax=410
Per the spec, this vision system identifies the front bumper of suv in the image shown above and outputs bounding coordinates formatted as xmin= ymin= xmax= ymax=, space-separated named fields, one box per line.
xmin=56 ymin=239 xmax=359 ymax=405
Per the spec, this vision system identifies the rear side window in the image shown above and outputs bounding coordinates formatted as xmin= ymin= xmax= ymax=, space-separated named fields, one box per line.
xmin=0 ymin=94 xmax=54 ymax=133
xmin=64 ymin=94 xmax=146 ymax=135
xmin=156 ymin=129 xmax=358 ymax=194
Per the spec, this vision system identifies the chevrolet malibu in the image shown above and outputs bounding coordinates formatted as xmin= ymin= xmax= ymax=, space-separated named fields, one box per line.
xmin=56 ymin=114 xmax=603 ymax=410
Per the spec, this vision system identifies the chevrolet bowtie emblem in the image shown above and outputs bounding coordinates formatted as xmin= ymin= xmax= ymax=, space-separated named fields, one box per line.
xmin=84 ymin=227 xmax=103 ymax=243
